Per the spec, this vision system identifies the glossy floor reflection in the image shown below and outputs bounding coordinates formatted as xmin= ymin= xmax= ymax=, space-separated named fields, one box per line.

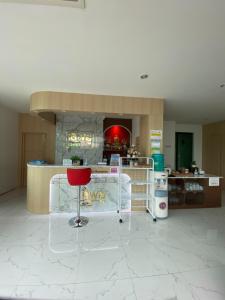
xmin=0 ymin=189 xmax=225 ymax=299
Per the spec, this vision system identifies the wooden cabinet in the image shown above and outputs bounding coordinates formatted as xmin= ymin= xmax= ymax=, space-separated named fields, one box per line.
xmin=168 ymin=177 xmax=222 ymax=209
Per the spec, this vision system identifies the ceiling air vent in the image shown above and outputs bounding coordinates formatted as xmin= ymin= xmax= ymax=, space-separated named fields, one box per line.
xmin=0 ymin=0 xmax=85 ymax=8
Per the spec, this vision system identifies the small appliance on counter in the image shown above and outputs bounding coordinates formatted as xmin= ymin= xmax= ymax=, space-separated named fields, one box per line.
xmin=190 ymin=161 xmax=199 ymax=174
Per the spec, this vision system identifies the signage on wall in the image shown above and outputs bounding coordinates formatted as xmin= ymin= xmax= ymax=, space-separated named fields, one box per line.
xmin=209 ymin=177 xmax=220 ymax=187
xmin=150 ymin=130 xmax=162 ymax=154
xmin=67 ymin=132 xmax=93 ymax=148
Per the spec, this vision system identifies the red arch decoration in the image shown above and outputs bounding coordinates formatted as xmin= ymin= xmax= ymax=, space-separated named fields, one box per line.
xmin=104 ymin=125 xmax=131 ymax=149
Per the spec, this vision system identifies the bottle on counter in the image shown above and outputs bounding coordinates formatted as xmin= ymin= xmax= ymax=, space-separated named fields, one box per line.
xmin=129 ymin=159 xmax=133 ymax=167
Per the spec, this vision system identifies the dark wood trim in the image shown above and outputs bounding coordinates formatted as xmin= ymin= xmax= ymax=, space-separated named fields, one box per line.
xmin=103 ymin=118 xmax=132 ymax=132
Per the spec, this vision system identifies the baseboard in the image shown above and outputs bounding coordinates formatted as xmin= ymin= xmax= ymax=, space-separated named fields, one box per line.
xmin=0 ymin=187 xmax=17 ymax=197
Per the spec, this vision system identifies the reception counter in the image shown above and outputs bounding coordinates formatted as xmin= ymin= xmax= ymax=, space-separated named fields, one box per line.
xmin=27 ymin=163 xmax=152 ymax=214
xmin=27 ymin=164 xmax=223 ymax=213
xmin=27 ymin=164 xmax=118 ymax=214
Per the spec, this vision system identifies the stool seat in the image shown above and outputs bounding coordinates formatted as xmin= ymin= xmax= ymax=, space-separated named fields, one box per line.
xmin=67 ymin=168 xmax=91 ymax=228
xmin=67 ymin=168 xmax=92 ymax=186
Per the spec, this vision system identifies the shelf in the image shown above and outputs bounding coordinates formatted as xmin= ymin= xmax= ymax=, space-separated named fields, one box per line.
xmin=121 ymin=166 xmax=153 ymax=170
xmin=168 ymin=190 xmax=184 ymax=194
xmin=131 ymin=180 xmax=153 ymax=185
xmin=131 ymin=192 xmax=148 ymax=200
xmin=185 ymin=190 xmax=204 ymax=194
xmin=169 ymin=204 xmax=189 ymax=209
xmin=169 ymin=190 xmax=203 ymax=194
xmin=169 ymin=203 xmax=204 ymax=209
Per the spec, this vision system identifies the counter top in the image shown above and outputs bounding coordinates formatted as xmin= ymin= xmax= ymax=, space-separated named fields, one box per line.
xmin=168 ymin=174 xmax=222 ymax=179
xmin=27 ymin=163 xmax=152 ymax=170
xmin=27 ymin=163 xmax=112 ymax=168
xmin=27 ymin=165 xmax=222 ymax=177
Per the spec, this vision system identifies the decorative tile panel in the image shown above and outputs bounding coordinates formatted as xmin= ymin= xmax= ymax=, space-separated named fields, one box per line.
xmin=55 ymin=113 xmax=104 ymax=165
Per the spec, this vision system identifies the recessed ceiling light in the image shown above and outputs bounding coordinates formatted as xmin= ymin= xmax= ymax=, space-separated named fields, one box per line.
xmin=140 ymin=74 xmax=149 ymax=79
xmin=219 ymin=84 xmax=225 ymax=88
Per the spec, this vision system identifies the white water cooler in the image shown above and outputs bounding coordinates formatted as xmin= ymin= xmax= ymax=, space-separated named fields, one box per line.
xmin=154 ymin=172 xmax=168 ymax=219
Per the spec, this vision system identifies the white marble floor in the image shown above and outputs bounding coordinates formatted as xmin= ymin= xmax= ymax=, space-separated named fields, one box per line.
xmin=0 ymin=189 xmax=225 ymax=300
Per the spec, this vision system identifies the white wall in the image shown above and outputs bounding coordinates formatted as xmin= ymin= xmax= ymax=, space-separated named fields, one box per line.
xmin=163 ymin=121 xmax=202 ymax=169
xmin=0 ymin=104 xmax=18 ymax=194
xmin=132 ymin=116 xmax=140 ymax=145
xmin=163 ymin=121 xmax=176 ymax=169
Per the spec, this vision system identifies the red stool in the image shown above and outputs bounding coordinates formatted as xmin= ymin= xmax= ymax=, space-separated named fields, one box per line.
xmin=67 ymin=168 xmax=92 ymax=227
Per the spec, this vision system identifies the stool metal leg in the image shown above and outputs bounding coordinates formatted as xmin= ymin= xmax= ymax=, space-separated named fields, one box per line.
xmin=69 ymin=186 xmax=89 ymax=227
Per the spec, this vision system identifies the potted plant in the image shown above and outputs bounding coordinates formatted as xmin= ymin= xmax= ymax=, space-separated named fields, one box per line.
xmin=70 ymin=155 xmax=81 ymax=166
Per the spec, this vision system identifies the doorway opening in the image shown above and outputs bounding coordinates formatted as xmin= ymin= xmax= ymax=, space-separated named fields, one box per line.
xmin=175 ymin=132 xmax=193 ymax=170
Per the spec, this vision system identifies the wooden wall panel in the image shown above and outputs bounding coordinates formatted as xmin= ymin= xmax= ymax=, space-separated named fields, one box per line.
xmin=30 ymin=91 xmax=164 ymax=156
xmin=18 ymin=114 xmax=56 ymax=185
xmin=139 ymin=116 xmax=149 ymax=155
xmin=27 ymin=166 xmax=66 ymax=213
xmin=103 ymin=118 xmax=132 ymax=132
xmin=203 ymin=121 xmax=225 ymax=180
xmin=139 ymin=114 xmax=164 ymax=155
xmin=30 ymin=91 xmax=164 ymax=116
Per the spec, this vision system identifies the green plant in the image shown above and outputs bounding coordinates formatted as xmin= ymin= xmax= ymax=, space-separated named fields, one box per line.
xmin=70 ymin=155 xmax=80 ymax=161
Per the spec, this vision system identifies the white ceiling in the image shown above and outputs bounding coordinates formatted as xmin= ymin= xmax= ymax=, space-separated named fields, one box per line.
xmin=0 ymin=0 xmax=225 ymax=124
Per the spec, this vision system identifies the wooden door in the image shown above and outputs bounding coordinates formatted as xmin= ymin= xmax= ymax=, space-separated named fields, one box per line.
xmin=176 ymin=132 xmax=193 ymax=170
xmin=21 ymin=133 xmax=47 ymax=186
xmin=205 ymin=134 xmax=222 ymax=176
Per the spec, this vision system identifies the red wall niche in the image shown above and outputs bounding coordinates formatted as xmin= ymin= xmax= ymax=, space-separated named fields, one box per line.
xmin=104 ymin=125 xmax=131 ymax=147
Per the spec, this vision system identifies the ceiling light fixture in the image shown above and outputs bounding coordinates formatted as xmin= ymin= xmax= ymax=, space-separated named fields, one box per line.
xmin=140 ymin=74 xmax=149 ymax=79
